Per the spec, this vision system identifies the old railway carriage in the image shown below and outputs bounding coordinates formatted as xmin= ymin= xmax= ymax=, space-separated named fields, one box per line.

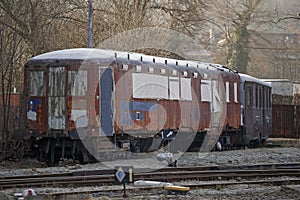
xmin=22 ymin=48 xmax=258 ymax=163
xmin=239 ymin=74 xmax=272 ymax=147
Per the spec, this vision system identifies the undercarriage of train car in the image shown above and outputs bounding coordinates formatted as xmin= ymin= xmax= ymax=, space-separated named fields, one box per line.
xmin=24 ymin=124 xmax=268 ymax=165
xmin=29 ymin=128 xmax=196 ymax=164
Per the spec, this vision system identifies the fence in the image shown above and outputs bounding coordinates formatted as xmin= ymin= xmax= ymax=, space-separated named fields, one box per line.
xmin=272 ymin=105 xmax=300 ymax=138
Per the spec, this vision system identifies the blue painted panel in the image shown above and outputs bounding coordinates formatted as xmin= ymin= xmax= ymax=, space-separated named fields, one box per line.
xmin=120 ymin=101 xmax=158 ymax=111
xmin=27 ymin=99 xmax=41 ymax=112
xmin=100 ymin=68 xmax=114 ymax=136
xmin=119 ymin=101 xmax=157 ymax=126
xmin=132 ymin=101 xmax=158 ymax=111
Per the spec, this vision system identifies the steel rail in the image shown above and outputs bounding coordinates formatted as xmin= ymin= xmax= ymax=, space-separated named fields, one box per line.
xmin=1 ymin=165 xmax=300 ymax=189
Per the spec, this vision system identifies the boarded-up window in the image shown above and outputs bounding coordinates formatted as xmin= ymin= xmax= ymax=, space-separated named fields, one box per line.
xmin=169 ymin=77 xmax=180 ymax=100
xmin=68 ymin=70 xmax=88 ymax=96
xmin=29 ymin=71 xmax=46 ymax=96
xmin=212 ymin=80 xmax=221 ymax=112
xmin=49 ymin=67 xmax=66 ymax=96
xmin=180 ymin=78 xmax=192 ymax=100
xmin=234 ymin=82 xmax=238 ymax=103
xmin=226 ymin=82 xmax=230 ymax=103
xmin=132 ymin=73 xmax=168 ymax=99
xmin=201 ymin=80 xmax=211 ymax=102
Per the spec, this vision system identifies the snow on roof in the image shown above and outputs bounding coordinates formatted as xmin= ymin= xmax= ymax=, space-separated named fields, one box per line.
xmin=239 ymin=73 xmax=272 ymax=87
xmin=31 ymin=48 xmax=215 ymax=71
xmin=30 ymin=48 xmax=117 ymax=60
xmin=261 ymin=79 xmax=291 ymax=83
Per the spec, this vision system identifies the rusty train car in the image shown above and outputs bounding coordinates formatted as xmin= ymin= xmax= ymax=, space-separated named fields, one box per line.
xmin=20 ymin=48 xmax=272 ymax=163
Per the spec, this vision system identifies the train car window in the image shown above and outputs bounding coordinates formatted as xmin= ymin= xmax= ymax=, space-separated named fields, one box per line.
xmin=267 ymin=88 xmax=270 ymax=108
xmin=49 ymin=67 xmax=66 ymax=96
xmin=226 ymin=82 xmax=230 ymax=103
xmin=266 ymin=88 xmax=271 ymax=108
xmin=48 ymin=97 xmax=66 ymax=129
xmin=269 ymin=89 xmax=272 ymax=108
xmin=259 ymin=87 xmax=262 ymax=108
xmin=169 ymin=77 xmax=180 ymax=100
xmin=234 ymin=82 xmax=238 ymax=103
xmin=132 ymin=73 xmax=169 ymax=99
xmin=148 ymin=67 xmax=154 ymax=73
xmin=255 ymin=86 xmax=258 ymax=108
xmin=264 ymin=87 xmax=267 ymax=108
xmin=265 ymin=88 xmax=268 ymax=108
xmin=29 ymin=71 xmax=46 ymax=96
xmin=268 ymin=88 xmax=272 ymax=108
xmin=68 ymin=70 xmax=87 ymax=96
xmin=193 ymin=72 xmax=198 ymax=78
xmin=136 ymin=65 xmax=142 ymax=72
xmin=180 ymin=78 xmax=192 ymax=100
xmin=172 ymin=70 xmax=177 ymax=76
xmin=246 ymin=85 xmax=252 ymax=107
xmin=201 ymin=80 xmax=212 ymax=102
xmin=48 ymin=67 xmax=66 ymax=130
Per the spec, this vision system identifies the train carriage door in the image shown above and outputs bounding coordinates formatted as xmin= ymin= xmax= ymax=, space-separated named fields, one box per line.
xmin=48 ymin=67 xmax=66 ymax=130
xmin=99 ymin=67 xmax=114 ymax=136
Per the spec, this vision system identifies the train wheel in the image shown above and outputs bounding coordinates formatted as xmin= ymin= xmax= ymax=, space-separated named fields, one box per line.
xmin=248 ymin=140 xmax=258 ymax=149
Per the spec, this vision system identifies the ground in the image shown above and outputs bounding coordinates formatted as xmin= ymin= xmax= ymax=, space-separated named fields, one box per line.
xmin=0 ymin=140 xmax=300 ymax=199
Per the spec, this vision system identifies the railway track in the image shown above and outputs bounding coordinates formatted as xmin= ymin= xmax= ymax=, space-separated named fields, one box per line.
xmin=1 ymin=162 xmax=300 ymax=190
xmin=40 ymin=178 xmax=300 ymax=199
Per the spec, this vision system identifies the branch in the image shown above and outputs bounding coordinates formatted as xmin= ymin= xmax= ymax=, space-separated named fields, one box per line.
xmin=276 ymin=14 xmax=300 ymax=23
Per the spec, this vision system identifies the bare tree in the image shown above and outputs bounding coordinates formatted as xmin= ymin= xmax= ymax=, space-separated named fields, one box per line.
xmin=151 ymin=0 xmax=208 ymax=36
xmin=0 ymin=0 xmax=87 ymax=55
xmin=0 ymin=21 xmax=26 ymax=160
xmin=91 ymin=0 xmax=208 ymax=58
xmin=206 ymin=0 xmax=268 ymax=73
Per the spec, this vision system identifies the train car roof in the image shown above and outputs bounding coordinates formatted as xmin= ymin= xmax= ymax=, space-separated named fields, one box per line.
xmin=30 ymin=48 xmax=117 ymax=60
xmin=124 ymin=51 xmax=218 ymax=71
xmin=28 ymin=48 xmax=216 ymax=70
xmin=239 ymin=73 xmax=272 ymax=88
xmin=28 ymin=48 xmax=239 ymax=76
